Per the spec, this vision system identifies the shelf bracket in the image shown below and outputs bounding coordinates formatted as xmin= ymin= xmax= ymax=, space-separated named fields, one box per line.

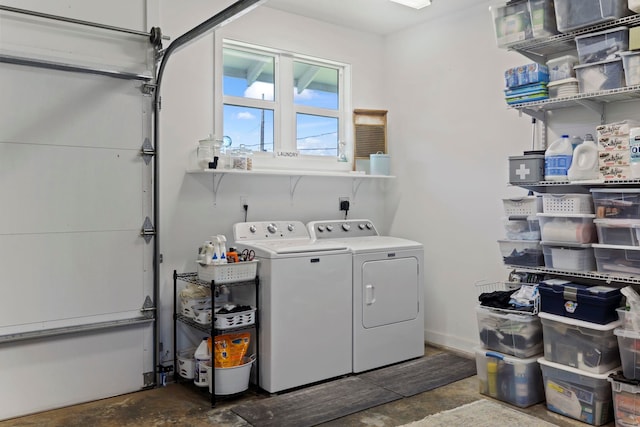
xmin=574 ymin=99 xmax=605 ymax=124
xmin=512 ymin=49 xmax=546 ymax=64
xmin=289 ymin=175 xmax=302 ymax=202
xmin=212 ymin=173 xmax=226 ymax=205
xmin=519 ymin=108 xmax=545 ymax=123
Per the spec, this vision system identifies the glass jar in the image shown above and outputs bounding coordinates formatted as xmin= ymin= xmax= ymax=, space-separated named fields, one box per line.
xmin=197 ymin=135 xmax=215 ymax=169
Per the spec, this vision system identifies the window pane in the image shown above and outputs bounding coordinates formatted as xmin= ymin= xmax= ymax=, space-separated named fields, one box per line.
xmin=224 ymin=104 xmax=274 ymax=153
xmin=296 ymin=113 xmax=338 ymax=156
xmin=223 ymin=48 xmax=275 ymax=101
xmin=293 ymin=62 xmax=338 ymax=110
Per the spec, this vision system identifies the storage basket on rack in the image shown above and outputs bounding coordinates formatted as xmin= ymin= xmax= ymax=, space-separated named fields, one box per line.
xmin=214 ymin=306 xmax=256 ymax=330
xmin=197 ymin=260 xmax=258 ymax=284
xmin=475 ymin=281 xmax=540 ymax=315
xmin=502 ymin=196 xmax=542 ymax=217
xmin=542 ymin=193 xmax=593 ymax=214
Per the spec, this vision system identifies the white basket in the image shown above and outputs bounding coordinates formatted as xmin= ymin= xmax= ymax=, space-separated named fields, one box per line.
xmin=180 ymin=297 xmax=211 ymax=319
xmin=197 ymin=260 xmax=258 ymax=284
xmin=502 ymin=196 xmax=542 ymax=217
xmin=542 ymin=193 xmax=593 ymax=214
xmin=214 ymin=307 xmax=256 ymax=330
xmin=475 ymin=281 xmax=539 ymax=315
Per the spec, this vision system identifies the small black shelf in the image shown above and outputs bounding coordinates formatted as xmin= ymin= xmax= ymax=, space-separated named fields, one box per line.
xmin=172 ymin=269 xmax=259 ymax=407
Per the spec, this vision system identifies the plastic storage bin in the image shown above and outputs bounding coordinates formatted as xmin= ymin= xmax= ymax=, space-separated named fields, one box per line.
xmin=547 ymin=55 xmax=579 ymax=81
xmin=508 ymin=154 xmax=545 ymax=184
xmin=622 ymin=51 xmax=640 ymax=86
xmin=575 ymin=57 xmax=625 ymax=93
xmin=498 ymin=239 xmax=544 ymax=266
xmin=502 ymin=196 xmax=542 ymax=217
xmin=538 ymin=357 xmax=615 ymax=425
xmin=476 ymin=306 xmax=543 ymax=357
xmin=539 ymin=311 xmax=621 ymax=373
xmin=542 ymin=193 xmax=594 ymax=214
xmin=538 ymin=213 xmax=597 ymax=244
xmin=553 ymin=0 xmax=631 ymax=33
xmin=503 ymin=216 xmax=540 ymax=240
xmin=475 ymin=348 xmax=545 ymax=408
xmin=491 ymin=0 xmax=558 ymax=48
xmin=592 ymin=188 xmax=640 ymax=219
xmin=618 ymin=307 xmax=640 ymax=331
xmin=575 ymin=27 xmax=629 ymax=64
xmin=594 ymin=218 xmax=640 ymax=246
xmin=547 ymin=77 xmax=579 ymax=98
xmin=538 ymin=279 xmax=623 ymax=324
xmin=542 ymin=242 xmax=596 ymax=270
xmin=208 ymin=354 xmax=256 ymax=395
xmin=609 ymin=373 xmax=640 ymax=426
xmin=615 ymin=328 xmax=640 ymax=379
xmin=197 ymin=260 xmax=258 ymax=283
xmin=594 ymin=244 xmax=640 ymax=275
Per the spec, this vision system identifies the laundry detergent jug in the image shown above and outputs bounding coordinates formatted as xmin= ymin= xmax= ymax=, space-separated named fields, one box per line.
xmin=567 ymin=134 xmax=598 ymax=181
xmin=545 ymin=134 xmax=573 ymax=181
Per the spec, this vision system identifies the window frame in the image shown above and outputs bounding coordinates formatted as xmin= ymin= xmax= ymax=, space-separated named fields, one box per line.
xmin=214 ymin=37 xmax=352 ymax=172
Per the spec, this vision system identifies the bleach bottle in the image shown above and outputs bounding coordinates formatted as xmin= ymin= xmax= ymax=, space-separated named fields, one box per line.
xmin=631 ymin=127 xmax=640 ymax=179
xmin=567 ymin=134 xmax=598 ymax=181
xmin=545 ymin=134 xmax=573 ymax=181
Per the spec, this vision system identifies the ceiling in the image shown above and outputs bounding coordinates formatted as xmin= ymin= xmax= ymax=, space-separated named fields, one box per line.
xmin=264 ymin=0 xmax=485 ymax=36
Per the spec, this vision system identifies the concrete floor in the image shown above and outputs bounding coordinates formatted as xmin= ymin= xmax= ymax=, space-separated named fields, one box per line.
xmin=0 ymin=346 xmax=614 ymax=427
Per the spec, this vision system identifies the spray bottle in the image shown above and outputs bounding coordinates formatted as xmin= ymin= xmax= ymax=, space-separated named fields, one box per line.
xmin=211 ymin=236 xmax=220 ymax=264
xmin=217 ymin=235 xmax=228 ymax=264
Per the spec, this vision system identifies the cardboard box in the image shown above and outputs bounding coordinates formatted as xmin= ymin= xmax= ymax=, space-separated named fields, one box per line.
xmin=630 ymin=26 xmax=640 ymax=51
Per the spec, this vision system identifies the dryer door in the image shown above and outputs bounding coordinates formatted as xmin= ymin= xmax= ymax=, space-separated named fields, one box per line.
xmin=361 ymin=256 xmax=419 ymax=328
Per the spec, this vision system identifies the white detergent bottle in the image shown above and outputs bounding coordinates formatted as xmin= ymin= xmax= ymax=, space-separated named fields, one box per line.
xmin=545 ymin=134 xmax=573 ymax=181
xmin=630 ymin=127 xmax=640 ymax=179
xmin=567 ymin=134 xmax=599 ymax=181
xmin=193 ymin=337 xmax=210 ymax=387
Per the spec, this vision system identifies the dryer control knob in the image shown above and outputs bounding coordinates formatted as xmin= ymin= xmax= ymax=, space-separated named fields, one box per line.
xmin=342 ymin=223 xmax=351 ymax=231
xmin=317 ymin=225 xmax=325 ymax=232
xmin=326 ymin=225 xmax=334 ymax=232
xmin=287 ymin=223 xmax=295 ymax=232
xmin=249 ymin=225 xmax=257 ymax=233
xmin=366 ymin=223 xmax=373 ymax=229
xmin=358 ymin=223 xmax=365 ymax=230
xmin=267 ymin=223 xmax=278 ymax=234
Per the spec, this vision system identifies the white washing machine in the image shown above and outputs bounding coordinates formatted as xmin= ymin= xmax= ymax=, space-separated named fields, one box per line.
xmin=233 ymin=221 xmax=352 ymax=393
xmin=308 ymin=219 xmax=425 ymax=373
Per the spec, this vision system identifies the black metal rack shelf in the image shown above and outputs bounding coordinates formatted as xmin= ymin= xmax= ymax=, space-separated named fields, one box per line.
xmin=172 ymin=269 xmax=259 ymax=407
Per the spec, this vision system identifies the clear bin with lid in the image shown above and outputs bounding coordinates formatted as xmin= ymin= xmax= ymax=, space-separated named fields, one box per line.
xmin=591 ymin=188 xmax=640 ymax=219
xmin=503 ymin=216 xmax=540 ymax=240
xmin=476 ymin=306 xmax=543 ymax=357
xmin=594 ymin=218 xmax=640 ymax=246
xmin=553 ymin=0 xmax=631 ymax=33
xmin=615 ymin=328 xmax=640 ymax=379
xmin=622 ymin=51 xmax=640 ymax=86
xmin=537 ymin=213 xmax=596 ymax=244
xmin=609 ymin=373 xmax=640 ymax=427
xmin=547 ymin=55 xmax=579 ymax=81
xmin=575 ymin=26 xmax=629 ymax=64
xmin=542 ymin=242 xmax=596 ymax=271
xmin=490 ymin=0 xmax=558 ymax=48
xmin=593 ymin=244 xmax=640 ymax=275
xmin=575 ymin=57 xmax=625 ymax=93
xmin=498 ymin=239 xmax=544 ymax=267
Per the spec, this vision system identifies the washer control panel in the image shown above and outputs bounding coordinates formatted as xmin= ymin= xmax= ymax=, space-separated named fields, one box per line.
xmin=308 ymin=219 xmax=378 ymax=239
xmin=234 ymin=221 xmax=309 ymax=241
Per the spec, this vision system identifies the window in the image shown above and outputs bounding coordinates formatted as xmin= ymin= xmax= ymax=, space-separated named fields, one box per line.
xmin=215 ymin=39 xmax=351 ymax=171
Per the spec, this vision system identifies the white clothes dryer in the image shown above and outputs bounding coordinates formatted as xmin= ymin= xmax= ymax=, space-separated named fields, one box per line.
xmin=233 ymin=221 xmax=352 ymax=393
xmin=308 ymin=219 xmax=425 ymax=373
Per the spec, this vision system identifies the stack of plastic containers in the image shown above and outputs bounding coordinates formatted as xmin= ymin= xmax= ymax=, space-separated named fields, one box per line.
xmin=498 ymin=196 xmax=544 ymax=267
xmin=592 ymin=187 xmax=640 ymax=276
xmin=596 ymin=120 xmax=640 ymax=180
xmin=610 ymin=302 xmax=640 ymax=426
xmin=538 ymin=193 xmax=597 ymax=272
xmin=537 ymin=278 xmax=623 ymax=425
xmin=474 ymin=279 xmax=545 ymax=408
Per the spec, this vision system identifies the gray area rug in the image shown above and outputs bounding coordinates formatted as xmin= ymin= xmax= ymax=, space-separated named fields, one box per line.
xmin=398 ymin=399 xmax=556 ymax=427
xmin=231 ymin=376 xmax=401 ymax=427
xmin=232 ymin=352 xmax=477 ymax=426
xmin=359 ymin=352 xmax=477 ymax=397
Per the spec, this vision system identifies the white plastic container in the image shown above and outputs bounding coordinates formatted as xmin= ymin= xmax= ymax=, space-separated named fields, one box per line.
xmin=476 ymin=306 xmax=543 ymax=357
xmin=194 ymin=337 xmax=211 ymax=387
xmin=547 ymin=55 xmax=579 ymax=81
xmin=502 ymin=196 xmax=543 ymax=217
xmin=630 ymin=127 xmax=640 ymax=179
xmin=568 ymin=135 xmax=600 ymax=181
xmin=609 ymin=374 xmax=640 ymax=427
xmin=594 ymin=218 xmax=640 ymax=245
xmin=208 ymin=354 xmax=256 ymax=395
xmin=575 ymin=26 xmax=629 ymax=64
xmin=575 ymin=57 xmax=625 ymax=93
xmin=503 ymin=216 xmax=540 ymax=240
xmin=177 ymin=348 xmax=196 ymax=379
xmin=547 ymin=78 xmax=579 ymax=98
xmin=622 ymin=51 xmax=640 ymax=86
xmin=537 ymin=213 xmax=597 ymax=244
xmin=369 ymin=152 xmax=390 ymax=175
xmin=631 ymin=0 xmax=640 ymax=13
xmin=542 ymin=242 xmax=596 ymax=271
xmin=542 ymin=193 xmax=594 ymax=214
xmin=545 ymin=134 xmax=573 ymax=181
xmin=615 ymin=328 xmax=640 ymax=379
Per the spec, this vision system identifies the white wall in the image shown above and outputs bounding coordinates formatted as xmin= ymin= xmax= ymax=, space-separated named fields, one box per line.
xmin=157 ymin=1 xmax=391 ymax=363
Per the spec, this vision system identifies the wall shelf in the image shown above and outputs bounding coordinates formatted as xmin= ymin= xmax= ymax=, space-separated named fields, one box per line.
xmin=510 ymin=265 xmax=640 ymax=286
xmin=512 ymin=179 xmax=640 ymax=193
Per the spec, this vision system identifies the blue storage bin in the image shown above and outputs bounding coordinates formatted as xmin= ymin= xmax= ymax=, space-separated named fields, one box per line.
xmin=539 ymin=279 xmax=622 ymax=324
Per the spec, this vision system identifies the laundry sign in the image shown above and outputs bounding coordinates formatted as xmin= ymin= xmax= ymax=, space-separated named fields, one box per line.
xmin=276 ymin=150 xmax=299 ymax=158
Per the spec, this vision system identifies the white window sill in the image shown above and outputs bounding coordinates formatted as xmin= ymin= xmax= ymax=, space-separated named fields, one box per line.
xmin=186 ymin=168 xmax=395 ymax=179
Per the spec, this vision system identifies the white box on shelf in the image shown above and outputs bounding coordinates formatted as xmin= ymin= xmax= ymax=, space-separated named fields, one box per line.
xmin=547 ymin=55 xmax=579 ymax=81
xmin=542 ymin=242 xmax=596 ymax=270
xmin=542 ymin=193 xmax=594 ymax=214
xmin=502 ymin=196 xmax=543 ymax=217
xmin=197 ymin=260 xmax=258 ymax=284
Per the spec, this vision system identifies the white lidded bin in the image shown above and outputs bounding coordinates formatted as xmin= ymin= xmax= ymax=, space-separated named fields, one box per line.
xmin=476 ymin=306 xmax=543 ymax=358
xmin=575 ymin=26 xmax=629 ymax=64
xmin=538 ymin=357 xmax=616 ymax=426
xmin=547 ymin=55 xmax=579 ymax=81
xmin=617 ymin=307 xmax=640 ymax=331
xmin=575 ymin=57 xmax=625 ymax=93
xmin=541 ymin=242 xmax=596 ymax=271
xmin=502 ymin=196 xmax=543 ymax=217
xmin=503 ymin=216 xmax=540 ymax=240
xmin=609 ymin=374 xmax=640 ymax=427
xmin=622 ymin=51 xmax=640 ymax=86
xmin=553 ymin=0 xmax=632 ymax=33
xmin=615 ymin=328 xmax=640 ymax=380
xmin=594 ymin=218 xmax=640 ymax=246
xmin=547 ymin=77 xmax=579 ymax=98
xmin=593 ymin=244 xmax=640 ymax=275
xmin=591 ymin=188 xmax=640 ymax=219
xmin=208 ymin=355 xmax=256 ymax=395
xmin=537 ymin=213 xmax=597 ymax=244
xmin=474 ymin=347 xmax=544 ymax=408
xmin=177 ymin=348 xmax=196 ymax=379
xmin=539 ymin=311 xmax=621 ymax=373
xmin=542 ymin=193 xmax=594 ymax=214
xmin=490 ymin=0 xmax=558 ymax=48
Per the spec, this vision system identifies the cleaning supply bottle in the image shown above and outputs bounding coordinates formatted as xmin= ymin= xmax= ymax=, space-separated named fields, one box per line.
xmin=487 ymin=357 xmax=498 ymax=398
xmin=567 ymin=134 xmax=599 ymax=181
xmin=630 ymin=127 xmax=640 ymax=179
xmin=545 ymin=134 xmax=573 ymax=181
xmin=194 ymin=337 xmax=210 ymax=387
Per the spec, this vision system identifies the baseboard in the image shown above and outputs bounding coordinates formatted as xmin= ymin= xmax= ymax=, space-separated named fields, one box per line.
xmin=424 ymin=329 xmax=476 ymax=357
